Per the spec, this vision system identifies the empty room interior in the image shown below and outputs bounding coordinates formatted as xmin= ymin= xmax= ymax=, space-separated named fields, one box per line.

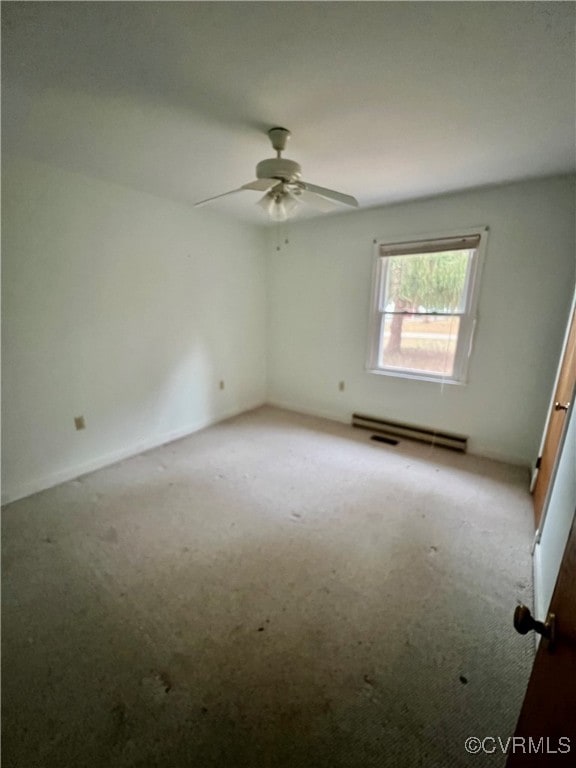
xmin=2 ymin=3 xmax=576 ymax=767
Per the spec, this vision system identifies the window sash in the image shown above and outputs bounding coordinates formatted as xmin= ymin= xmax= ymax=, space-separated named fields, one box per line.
xmin=378 ymin=311 xmax=468 ymax=380
xmin=377 ymin=248 xmax=475 ymax=315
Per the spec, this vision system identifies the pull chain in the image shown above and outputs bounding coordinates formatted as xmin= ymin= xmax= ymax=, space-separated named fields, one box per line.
xmin=275 ymin=220 xmax=290 ymax=251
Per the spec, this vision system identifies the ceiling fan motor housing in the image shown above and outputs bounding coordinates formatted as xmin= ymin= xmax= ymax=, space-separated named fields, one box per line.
xmin=256 ymin=158 xmax=302 ymax=182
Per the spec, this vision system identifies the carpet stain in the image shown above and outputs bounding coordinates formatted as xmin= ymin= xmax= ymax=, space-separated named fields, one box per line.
xmin=141 ymin=671 xmax=172 ymax=700
xmin=459 ymin=675 xmax=468 ymax=685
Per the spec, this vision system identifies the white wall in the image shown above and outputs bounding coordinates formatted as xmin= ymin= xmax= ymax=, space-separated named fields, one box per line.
xmin=2 ymin=156 xmax=267 ymax=503
xmin=267 ymin=176 xmax=576 ymax=466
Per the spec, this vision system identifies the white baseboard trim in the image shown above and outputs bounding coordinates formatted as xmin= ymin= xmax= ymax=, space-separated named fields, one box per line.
xmin=265 ymin=398 xmax=350 ymax=427
xmin=267 ymin=399 xmax=530 ymax=468
xmin=2 ymin=401 xmax=264 ymax=506
xmin=2 ymin=398 xmax=531 ymax=505
xmin=466 ymin=443 xmax=529 ymax=468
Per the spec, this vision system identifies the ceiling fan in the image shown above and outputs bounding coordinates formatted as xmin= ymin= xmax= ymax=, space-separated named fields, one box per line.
xmin=194 ymin=127 xmax=359 ymax=221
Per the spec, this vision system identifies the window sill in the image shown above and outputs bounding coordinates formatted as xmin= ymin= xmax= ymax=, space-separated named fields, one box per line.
xmin=366 ymin=367 xmax=466 ymax=385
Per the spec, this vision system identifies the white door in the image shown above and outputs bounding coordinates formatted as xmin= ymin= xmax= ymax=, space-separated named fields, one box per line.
xmin=533 ymin=402 xmax=575 ymax=622
xmin=532 ymin=294 xmax=576 ymax=622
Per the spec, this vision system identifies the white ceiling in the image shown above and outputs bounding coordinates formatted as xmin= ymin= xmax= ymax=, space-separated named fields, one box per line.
xmin=3 ymin=1 xmax=575 ymax=225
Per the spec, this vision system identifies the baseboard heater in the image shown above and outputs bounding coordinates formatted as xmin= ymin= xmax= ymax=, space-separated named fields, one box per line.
xmin=352 ymin=413 xmax=468 ymax=453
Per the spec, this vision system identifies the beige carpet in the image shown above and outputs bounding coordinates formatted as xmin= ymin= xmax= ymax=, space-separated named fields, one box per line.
xmin=2 ymin=406 xmax=535 ymax=767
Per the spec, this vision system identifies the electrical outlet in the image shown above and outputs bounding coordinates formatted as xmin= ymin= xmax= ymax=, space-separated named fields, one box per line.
xmin=74 ymin=415 xmax=86 ymax=431
xmin=339 ymin=381 xmax=345 ymax=392
xmin=219 ymin=380 xmax=225 ymax=390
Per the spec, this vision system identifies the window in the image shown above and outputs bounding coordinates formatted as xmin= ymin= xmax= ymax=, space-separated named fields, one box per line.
xmin=367 ymin=228 xmax=488 ymax=383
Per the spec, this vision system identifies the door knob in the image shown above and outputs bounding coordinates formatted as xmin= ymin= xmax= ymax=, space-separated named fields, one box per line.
xmin=514 ymin=604 xmax=555 ymax=649
xmin=554 ymin=401 xmax=570 ymax=411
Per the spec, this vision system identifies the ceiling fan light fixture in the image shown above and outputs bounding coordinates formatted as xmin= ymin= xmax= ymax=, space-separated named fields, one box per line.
xmin=275 ymin=193 xmax=300 ymax=222
xmin=270 ymin=198 xmax=288 ymax=222
xmin=259 ymin=190 xmax=300 ymax=222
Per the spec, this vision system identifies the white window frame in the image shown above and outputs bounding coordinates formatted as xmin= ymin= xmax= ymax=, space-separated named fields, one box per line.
xmin=366 ymin=226 xmax=489 ymax=384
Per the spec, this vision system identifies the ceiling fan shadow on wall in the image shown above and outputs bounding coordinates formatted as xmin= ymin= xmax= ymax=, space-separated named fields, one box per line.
xmin=194 ymin=127 xmax=359 ymax=222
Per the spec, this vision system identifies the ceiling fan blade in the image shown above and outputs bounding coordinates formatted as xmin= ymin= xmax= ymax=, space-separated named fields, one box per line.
xmin=300 ymin=182 xmax=358 ymax=208
xmin=195 ymin=179 xmax=279 ymax=208
xmin=194 ymin=188 xmax=245 ymax=207
xmin=241 ymin=178 xmax=278 ymax=192
xmin=296 ymin=188 xmax=343 ymax=212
